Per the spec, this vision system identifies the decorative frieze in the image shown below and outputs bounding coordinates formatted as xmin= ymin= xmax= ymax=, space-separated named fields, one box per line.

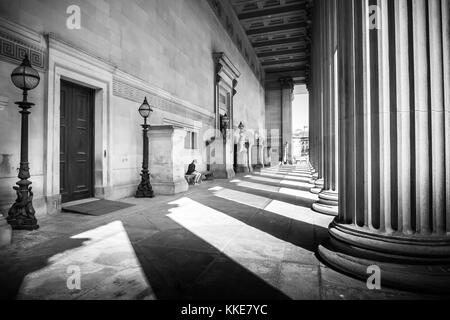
xmin=0 ymin=29 xmax=45 ymax=71
xmin=112 ymin=77 xmax=214 ymax=121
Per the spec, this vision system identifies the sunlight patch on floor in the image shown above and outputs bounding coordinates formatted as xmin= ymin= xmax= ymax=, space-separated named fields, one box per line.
xmin=212 ymin=188 xmax=325 ymax=226
xmin=166 ymin=197 xmax=319 ymax=299
xmin=255 ymin=172 xmax=287 ymax=179
xmin=245 ymin=175 xmax=314 ymax=189
xmin=17 ymin=221 xmax=155 ymax=300
xmin=280 ymin=179 xmax=314 ymax=189
xmin=208 ymin=186 xmax=224 ymax=191
xmin=279 ymin=188 xmax=319 ymax=201
xmin=230 ymin=180 xmax=317 ymax=202
xmin=231 ymin=180 xmax=280 ymax=193
xmin=212 ymin=188 xmax=272 ymax=209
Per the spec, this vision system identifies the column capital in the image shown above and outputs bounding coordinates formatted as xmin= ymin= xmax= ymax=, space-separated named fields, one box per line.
xmin=278 ymin=77 xmax=294 ymax=91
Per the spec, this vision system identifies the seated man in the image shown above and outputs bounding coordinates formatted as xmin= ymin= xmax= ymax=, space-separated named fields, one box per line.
xmin=186 ymin=159 xmax=202 ymax=185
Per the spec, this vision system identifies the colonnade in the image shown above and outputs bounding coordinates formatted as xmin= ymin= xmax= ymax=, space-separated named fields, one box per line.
xmin=308 ymin=0 xmax=450 ymax=293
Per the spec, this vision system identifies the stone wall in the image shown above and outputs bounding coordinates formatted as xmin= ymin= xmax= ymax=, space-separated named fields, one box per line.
xmin=265 ymin=83 xmax=294 ymax=163
xmin=0 ymin=0 xmax=266 ymax=217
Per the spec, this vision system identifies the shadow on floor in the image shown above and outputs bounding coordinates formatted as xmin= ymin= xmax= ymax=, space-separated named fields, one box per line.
xmin=0 ymin=236 xmax=89 ymax=299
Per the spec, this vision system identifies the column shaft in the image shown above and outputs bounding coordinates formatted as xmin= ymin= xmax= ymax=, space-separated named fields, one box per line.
xmin=319 ymin=0 xmax=450 ymax=294
xmin=443 ymin=0 xmax=450 ymax=232
xmin=312 ymin=0 xmax=339 ymax=215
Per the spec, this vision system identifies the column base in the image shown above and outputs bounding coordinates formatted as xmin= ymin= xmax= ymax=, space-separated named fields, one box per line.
xmin=312 ymin=190 xmax=338 ymax=216
xmin=310 ymin=178 xmax=324 ymax=194
xmin=252 ymin=164 xmax=264 ymax=172
xmin=235 ymin=165 xmax=249 ymax=173
xmin=212 ymin=168 xmax=236 ymax=179
xmin=152 ymin=179 xmax=188 ymax=195
xmin=319 ymin=221 xmax=450 ymax=294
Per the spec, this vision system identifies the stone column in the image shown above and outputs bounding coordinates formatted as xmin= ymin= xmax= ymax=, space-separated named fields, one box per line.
xmin=319 ymin=0 xmax=450 ymax=294
xmin=312 ymin=0 xmax=338 ymax=215
xmin=443 ymin=0 xmax=450 ymax=224
xmin=310 ymin=0 xmax=324 ymax=193
xmin=280 ymin=78 xmax=294 ymax=164
xmin=149 ymin=125 xmax=189 ymax=195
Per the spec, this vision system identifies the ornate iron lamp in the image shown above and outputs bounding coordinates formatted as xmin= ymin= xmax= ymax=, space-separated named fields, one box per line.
xmin=7 ymin=54 xmax=40 ymax=230
xmin=220 ymin=113 xmax=230 ymax=137
xmin=135 ymin=97 xmax=155 ymax=198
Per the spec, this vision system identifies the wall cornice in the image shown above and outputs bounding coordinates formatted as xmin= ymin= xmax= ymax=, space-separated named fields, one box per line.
xmin=206 ymin=0 xmax=265 ymax=85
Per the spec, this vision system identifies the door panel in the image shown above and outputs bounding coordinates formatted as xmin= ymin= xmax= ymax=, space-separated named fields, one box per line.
xmin=60 ymin=80 xmax=94 ymax=203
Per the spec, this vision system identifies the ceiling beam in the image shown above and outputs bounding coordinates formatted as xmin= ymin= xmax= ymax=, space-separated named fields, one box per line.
xmin=265 ymin=67 xmax=306 ymax=77
xmin=252 ymin=36 xmax=303 ymax=48
xmin=238 ymin=4 xmax=306 ymax=20
xmin=257 ymin=48 xmax=306 ymax=58
xmin=246 ymin=22 xmax=307 ymax=36
xmin=262 ymin=58 xmax=307 ymax=67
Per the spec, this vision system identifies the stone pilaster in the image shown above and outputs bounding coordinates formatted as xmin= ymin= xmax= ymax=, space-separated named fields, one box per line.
xmin=280 ymin=78 xmax=294 ymax=164
xmin=319 ymin=0 xmax=450 ymax=294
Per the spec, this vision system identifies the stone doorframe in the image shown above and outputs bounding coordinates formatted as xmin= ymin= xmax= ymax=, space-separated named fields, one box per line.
xmin=44 ymin=34 xmax=113 ymax=212
xmin=211 ymin=52 xmax=240 ymax=178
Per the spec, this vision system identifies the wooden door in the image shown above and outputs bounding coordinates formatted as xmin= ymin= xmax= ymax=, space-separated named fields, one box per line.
xmin=60 ymin=80 xmax=94 ymax=203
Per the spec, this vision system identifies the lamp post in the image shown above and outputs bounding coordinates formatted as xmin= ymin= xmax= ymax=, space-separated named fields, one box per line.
xmin=135 ymin=97 xmax=155 ymax=198
xmin=7 ymin=54 xmax=40 ymax=230
xmin=255 ymin=132 xmax=263 ymax=170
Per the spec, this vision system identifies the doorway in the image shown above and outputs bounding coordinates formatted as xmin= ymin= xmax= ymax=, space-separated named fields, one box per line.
xmin=60 ymin=80 xmax=95 ymax=203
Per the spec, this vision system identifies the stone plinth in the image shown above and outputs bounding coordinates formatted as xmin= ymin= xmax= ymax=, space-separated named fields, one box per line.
xmin=0 ymin=215 xmax=12 ymax=247
xmin=149 ymin=125 xmax=188 ymax=195
xmin=263 ymin=147 xmax=271 ymax=167
xmin=209 ymin=136 xmax=235 ymax=179
xmin=251 ymin=144 xmax=264 ymax=171
xmin=235 ymin=148 xmax=249 ymax=173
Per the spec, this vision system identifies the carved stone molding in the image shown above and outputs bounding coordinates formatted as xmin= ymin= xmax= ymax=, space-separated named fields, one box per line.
xmin=112 ymin=77 xmax=214 ymax=121
xmin=207 ymin=0 xmax=264 ymax=84
xmin=214 ymin=52 xmax=241 ymax=90
xmin=0 ymin=27 xmax=46 ymax=71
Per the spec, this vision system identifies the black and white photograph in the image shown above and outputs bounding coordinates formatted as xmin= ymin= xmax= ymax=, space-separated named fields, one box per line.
xmin=0 ymin=0 xmax=449 ymax=309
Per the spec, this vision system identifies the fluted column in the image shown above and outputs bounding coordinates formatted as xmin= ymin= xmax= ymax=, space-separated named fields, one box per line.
xmin=310 ymin=0 xmax=325 ymax=193
xmin=319 ymin=0 xmax=450 ymax=294
xmin=312 ymin=0 xmax=339 ymax=216
xmin=443 ymin=0 xmax=450 ymax=228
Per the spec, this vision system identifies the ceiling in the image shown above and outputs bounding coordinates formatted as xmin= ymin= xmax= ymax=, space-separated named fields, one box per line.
xmin=230 ymin=0 xmax=312 ymax=85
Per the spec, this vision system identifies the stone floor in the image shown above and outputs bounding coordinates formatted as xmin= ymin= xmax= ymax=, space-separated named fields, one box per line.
xmin=0 ymin=165 xmax=441 ymax=300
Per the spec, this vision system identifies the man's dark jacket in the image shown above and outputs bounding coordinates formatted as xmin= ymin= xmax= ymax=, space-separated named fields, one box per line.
xmin=186 ymin=162 xmax=196 ymax=175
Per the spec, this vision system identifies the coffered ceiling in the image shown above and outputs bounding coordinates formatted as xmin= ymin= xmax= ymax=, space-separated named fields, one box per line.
xmin=229 ymin=0 xmax=312 ymax=85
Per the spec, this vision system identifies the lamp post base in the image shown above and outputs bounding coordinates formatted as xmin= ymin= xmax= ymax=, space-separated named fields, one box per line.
xmin=135 ymin=188 xmax=155 ymax=198
xmin=135 ymin=172 xmax=154 ymax=198
xmin=7 ymin=187 xmax=39 ymax=231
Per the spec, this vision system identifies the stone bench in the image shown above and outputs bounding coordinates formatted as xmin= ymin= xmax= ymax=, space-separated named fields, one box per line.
xmin=185 ymin=174 xmax=196 ymax=185
xmin=185 ymin=171 xmax=213 ymax=185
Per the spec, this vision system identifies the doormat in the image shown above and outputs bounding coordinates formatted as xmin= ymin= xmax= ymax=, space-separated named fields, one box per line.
xmin=62 ymin=199 xmax=135 ymax=216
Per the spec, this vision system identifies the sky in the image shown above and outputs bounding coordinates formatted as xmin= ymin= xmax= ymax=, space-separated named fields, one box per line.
xmin=292 ymin=89 xmax=309 ymax=132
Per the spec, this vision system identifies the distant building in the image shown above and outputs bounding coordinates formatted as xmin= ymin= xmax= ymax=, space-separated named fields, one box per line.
xmin=292 ymin=129 xmax=309 ymax=162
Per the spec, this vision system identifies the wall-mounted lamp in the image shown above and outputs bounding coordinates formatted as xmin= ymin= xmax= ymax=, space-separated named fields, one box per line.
xmin=220 ymin=113 xmax=230 ymax=136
